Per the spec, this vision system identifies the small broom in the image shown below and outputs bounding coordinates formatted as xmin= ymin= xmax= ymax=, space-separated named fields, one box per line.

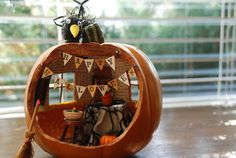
xmin=16 ymin=99 xmax=41 ymax=158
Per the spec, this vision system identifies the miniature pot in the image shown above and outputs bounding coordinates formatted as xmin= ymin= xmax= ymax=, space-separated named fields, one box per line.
xmin=101 ymin=92 xmax=112 ymax=106
xmin=63 ymin=109 xmax=83 ymax=120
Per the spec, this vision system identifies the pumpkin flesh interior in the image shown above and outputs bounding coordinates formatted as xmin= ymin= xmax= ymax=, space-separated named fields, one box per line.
xmin=28 ymin=43 xmax=143 ymax=149
xmin=37 ymin=100 xmax=137 ymax=143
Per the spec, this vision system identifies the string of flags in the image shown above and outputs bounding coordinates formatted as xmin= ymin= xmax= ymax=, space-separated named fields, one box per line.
xmin=42 ymin=52 xmax=137 ymax=99
xmin=42 ymin=52 xmax=137 ymax=79
xmin=62 ymin=52 xmax=115 ymax=72
xmin=52 ymin=69 xmax=136 ymax=99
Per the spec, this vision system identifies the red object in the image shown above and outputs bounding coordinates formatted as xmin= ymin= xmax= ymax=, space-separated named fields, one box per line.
xmin=36 ymin=99 xmax=41 ymax=107
xmin=99 ymin=135 xmax=117 ymax=145
xmin=102 ymin=92 xmax=112 ymax=106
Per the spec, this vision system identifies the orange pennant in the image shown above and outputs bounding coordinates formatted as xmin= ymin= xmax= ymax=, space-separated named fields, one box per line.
xmin=87 ymin=85 xmax=97 ymax=97
xmin=74 ymin=57 xmax=84 ymax=69
xmin=65 ymin=82 xmax=74 ymax=91
xmin=108 ymin=79 xmax=119 ymax=91
xmin=95 ymin=59 xmax=105 ymax=70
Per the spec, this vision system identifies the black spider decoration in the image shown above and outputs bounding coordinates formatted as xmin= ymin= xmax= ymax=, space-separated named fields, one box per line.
xmin=54 ymin=0 xmax=104 ymax=43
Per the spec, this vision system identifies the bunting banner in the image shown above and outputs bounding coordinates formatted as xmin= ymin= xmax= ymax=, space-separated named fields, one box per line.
xmin=128 ymin=67 xmax=136 ymax=78
xmin=118 ymin=72 xmax=130 ymax=86
xmin=105 ymin=56 xmax=115 ymax=71
xmin=95 ymin=59 xmax=105 ymax=70
xmin=53 ymin=52 xmax=140 ymax=97
xmin=76 ymin=85 xmax=86 ymax=99
xmin=61 ymin=53 xmax=117 ymax=72
xmin=84 ymin=59 xmax=94 ymax=72
xmin=65 ymin=82 xmax=74 ymax=91
xmin=42 ymin=67 xmax=54 ymax=78
xmin=54 ymin=78 xmax=65 ymax=89
xmin=108 ymin=79 xmax=119 ymax=91
xmin=74 ymin=57 xmax=84 ymax=69
xmin=53 ymin=74 xmax=132 ymax=97
xmin=62 ymin=52 xmax=72 ymax=65
xmin=97 ymin=85 xmax=109 ymax=96
xmin=87 ymin=85 xmax=97 ymax=97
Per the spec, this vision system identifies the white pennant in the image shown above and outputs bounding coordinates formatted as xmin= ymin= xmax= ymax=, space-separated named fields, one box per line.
xmin=54 ymin=78 xmax=60 ymax=89
xmin=74 ymin=57 xmax=84 ymax=69
xmin=87 ymin=85 xmax=97 ymax=97
xmin=97 ymin=85 xmax=109 ymax=96
xmin=95 ymin=59 xmax=105 ymax=70
xmin=128 ymin=67 xmax=137 ymax=78
xmin=118 ymin=72 xmax=130 ymax=86
xmin=108 ymin=79 xmax=119 ymax=91
xmin=42 ymin=67 xmax=54 ymax=78
xmin=76 ymin=85 xmax=86 ymax=99
xmin=84 ymin=59 xmax=94 ymax=72
xmin=54 ymin=78 xmax=65 ymax=89
xmin=105 ymin=56 xmax=115 ymax=71
xmin=62 ymin=52 xmax=72 ymax=65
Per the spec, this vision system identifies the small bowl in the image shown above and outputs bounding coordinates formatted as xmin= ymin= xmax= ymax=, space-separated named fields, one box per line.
xmin=63 ymin=109 xmax=83 ymax=120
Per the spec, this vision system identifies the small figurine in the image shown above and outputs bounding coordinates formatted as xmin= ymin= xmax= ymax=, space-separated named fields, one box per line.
xmin=53 ymin=0 xmax=104 ymax=43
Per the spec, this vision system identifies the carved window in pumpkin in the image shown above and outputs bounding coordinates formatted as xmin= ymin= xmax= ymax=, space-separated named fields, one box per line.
xmin=49 ymin=73 xmax=75 ymax=105
xmin=130 ymin=73 xmax=139 ymax=101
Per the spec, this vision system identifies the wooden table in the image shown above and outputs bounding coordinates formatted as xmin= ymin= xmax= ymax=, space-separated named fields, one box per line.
xmin=1 ymin=106 xmax=236 ymax=158
xmin=60 ymin=118 xmax=85 ymax=144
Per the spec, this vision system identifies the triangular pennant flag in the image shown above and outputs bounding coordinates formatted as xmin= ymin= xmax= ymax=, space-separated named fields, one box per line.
xmin=95 ymin=59 xmax=105 ymax=70
xmin=84 ymin=59 xmax=94 ymax=72
xmin=65 ymin=82 xmax=74 ymax=91
xmin=108 ymin=79 xmax=119 ymax=91
xmin=42 ymin=67 xmax=54 ymax=78
xmin=54 ymin=78 xmax=65 ymax=89
xmin=62 ymin=52 xmax=72 ymax=65
xmin=97 ymin=85 xmax=109 ymax=96
xmin=76 ymin=85 xmax=86 ymax=99
xmin=118 ymin=72 xmax=130 ymax=86
xmin=74 ymin=57 xmax=84 ymax=69
xmin=60 ymin=78 xmax=66 ymax=84
xmin=128 ymin=67 xmax=137 ymax=78
xmin=87 ymin=85 xmax=97 ymax=97
xmin=54 ymin=78 xmax=60 ymax=89
xmin=105 ymin=56 xmax=115 ymax=71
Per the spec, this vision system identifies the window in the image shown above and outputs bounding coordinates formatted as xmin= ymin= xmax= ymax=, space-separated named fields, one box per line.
xmin=49 ymin=73 xmax=74 ymax=105
xmin=0 ymin=0 xmax=236 ymax=110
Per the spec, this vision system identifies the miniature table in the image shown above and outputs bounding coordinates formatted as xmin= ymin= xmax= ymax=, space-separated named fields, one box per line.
xmin=60 ymin=118 xmax=85 ymax=144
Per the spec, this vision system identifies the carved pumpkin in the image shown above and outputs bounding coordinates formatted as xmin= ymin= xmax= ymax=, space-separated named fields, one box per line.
xmin=24 ymin=42 xmax=162 ymax=158
xmin=99 ymin=135 xmax=117 ymax=145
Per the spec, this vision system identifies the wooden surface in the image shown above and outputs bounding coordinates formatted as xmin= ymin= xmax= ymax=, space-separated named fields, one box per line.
xmin=1 ymin=106 xmax=236 ymax=158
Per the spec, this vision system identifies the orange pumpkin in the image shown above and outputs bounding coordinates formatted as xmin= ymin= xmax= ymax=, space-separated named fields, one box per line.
xmin=99 ymin=135 xmax=117 ymax=145
xmin=24 ymin=42 xmax=162 ymax=158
